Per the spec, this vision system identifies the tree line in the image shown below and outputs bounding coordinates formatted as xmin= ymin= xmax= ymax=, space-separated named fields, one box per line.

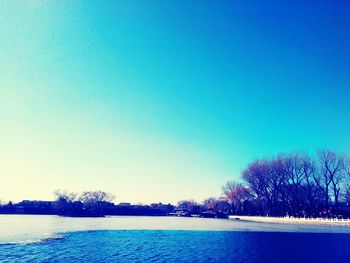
xmin=53 ymin=190 xmax=116 ymax=216
xmin=52 ymin=190 xmax=173 ymax=216
xmin=1 ymin=150 xmax=350 ymax=218
xmin=177 ymin=150 xmax=350 ymax=218
xmin=0 ymin=190 xmax=174 ymax=217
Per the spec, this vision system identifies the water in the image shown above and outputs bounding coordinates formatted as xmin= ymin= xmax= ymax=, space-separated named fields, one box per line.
xmin=1 ymin=215 xmax=350 ymax=262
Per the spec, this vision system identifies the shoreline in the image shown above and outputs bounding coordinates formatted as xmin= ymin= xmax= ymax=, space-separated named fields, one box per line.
xmin=229 ymin=215 xmax=350 ymax=226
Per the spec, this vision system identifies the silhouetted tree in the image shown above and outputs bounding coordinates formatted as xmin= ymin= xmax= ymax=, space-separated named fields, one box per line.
xmin=301 ymin=155 xmax=322 ymax=216
xmin=53 ymin=190 xmax=79 ymax=215
xmin=344 ymin=156 xmax=350 ymax=207
xmin=236 ymin=151 xmax=349 ymax=217
xmin=345 ymin=156 xmax=350 ymax=174
xmin=318 ymin=150 xmax=344 ymax=213
xmin=177 ymin=200 xmax=200 ymax=214
xmin=203 ymin=197 xmax=218 ymax=210
xmin=222 ymin=181 xmax=252 ymax=215
xmin=54 ymin=190 xmax=77 ymax=203
xmin=242 ymin=160 xmax=272 ymax=215
xmin=79 ymin=191 xmax=115 ymax=215
xmin=79 ymin=190 xmax=115 ymax=205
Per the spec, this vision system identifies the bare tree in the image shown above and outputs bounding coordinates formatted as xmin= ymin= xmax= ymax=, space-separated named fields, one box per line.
xmin=242 ymin=160 xmax=271 ymax=200
xmin=203 ymin=197 xmax=218 ymax=210
xmin=53 ymin=190 xmax=78 ymax=215
xmin=318 ymin=150 xmax=344 ymax=213
xmin=222 ymin=181 xmax=251 ymax=215
xmin=343 ymin=156 xmax=350 ymax=207
xmin=79 ymin=191 xmax=115 ymax=206
xmin=344 ymin=156 xmax=350 ymax=179
xmin=269 ymin=156 xmax=289 ymax=216
xmin=284 ymin=154 xmax=309 ymax=216
xmin=54 ymin=190 xmax=77 ymax=203
xmin=177 ymin=200 xmax=200 ymax=214
xmin=300 ymin=155 xmax=322 ymax=216
xmin=214 ymin=199 xmax=231 ymax=213
xmin=232 ymin=151 xmax=350 ymax=218
xmin=242 ymin=160 xmax=275 ymax=215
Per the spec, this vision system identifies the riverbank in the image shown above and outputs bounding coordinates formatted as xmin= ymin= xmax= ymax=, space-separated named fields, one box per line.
xmin=230 ymin=215 xmax=350 ymax=225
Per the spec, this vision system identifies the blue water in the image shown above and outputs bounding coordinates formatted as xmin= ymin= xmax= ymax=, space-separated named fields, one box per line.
xmin=1 ymin=215 xmax=350 ymax=262
xmin=1 ymin=230 xmax=350 ymax=262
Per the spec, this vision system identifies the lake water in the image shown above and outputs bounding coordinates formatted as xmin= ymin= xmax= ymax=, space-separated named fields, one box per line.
xmin=1 ymin=215 xmax=350 ymax=262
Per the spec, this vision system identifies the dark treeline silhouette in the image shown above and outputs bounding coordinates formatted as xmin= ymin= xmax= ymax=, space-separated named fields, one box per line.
xmin=175 ymin=151 xmax=350 ymax=218
xmin=238 ymin=150 xmax=350 ymax=217
xmin=1 ymin=150 xmax=349 ymax=219
xmin=175 ymin=150 xmax=350 ymax=218
xmin=0 ymin=190 xmax=174 ymax=217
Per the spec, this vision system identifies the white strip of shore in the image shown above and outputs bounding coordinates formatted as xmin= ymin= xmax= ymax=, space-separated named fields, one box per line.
xmin=229 ymin=215 xmax=350 ymax=226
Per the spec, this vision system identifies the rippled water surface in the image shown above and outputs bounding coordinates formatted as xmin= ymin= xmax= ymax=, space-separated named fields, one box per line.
xmin=1 ymin=215 xmax=350 ymax=262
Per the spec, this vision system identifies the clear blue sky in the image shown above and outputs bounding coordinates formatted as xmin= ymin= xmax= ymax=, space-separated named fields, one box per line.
xmin=0 ymin=0 xmax=349 ymax=203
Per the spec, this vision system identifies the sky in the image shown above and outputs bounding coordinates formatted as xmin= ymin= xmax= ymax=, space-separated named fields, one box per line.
xmin=0 ymin=0 xmax=349 ymax=204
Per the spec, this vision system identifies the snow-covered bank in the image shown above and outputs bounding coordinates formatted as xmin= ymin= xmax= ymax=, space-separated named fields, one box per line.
xmin=230 ymin=215 xmax=350 ymax=225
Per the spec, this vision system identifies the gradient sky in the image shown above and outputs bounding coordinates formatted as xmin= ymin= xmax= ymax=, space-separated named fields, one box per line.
xmin=0 ymin=0 xmax=349 ymax=204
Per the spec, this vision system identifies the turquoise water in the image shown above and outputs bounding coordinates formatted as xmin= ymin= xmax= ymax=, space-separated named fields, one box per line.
xmin=1 ymin=215 xmax=350 ymax=262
